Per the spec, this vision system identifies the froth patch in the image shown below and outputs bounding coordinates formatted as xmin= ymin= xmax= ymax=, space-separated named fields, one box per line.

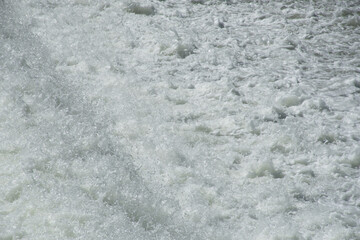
xmin=248 ymin=160 xmax=284 ymax=179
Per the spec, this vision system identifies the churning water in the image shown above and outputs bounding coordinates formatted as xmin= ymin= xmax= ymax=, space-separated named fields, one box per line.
xmin=1 ymin=0 xmax=360 ymax=239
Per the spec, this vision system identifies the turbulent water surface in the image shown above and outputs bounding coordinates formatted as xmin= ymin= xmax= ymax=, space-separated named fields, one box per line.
xmin=1 ymin=0 xmax=360 ymax=239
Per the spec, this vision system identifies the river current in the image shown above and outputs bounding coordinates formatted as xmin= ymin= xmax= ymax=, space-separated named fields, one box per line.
xmin=1 ymin=0 xmax=360 ymax=239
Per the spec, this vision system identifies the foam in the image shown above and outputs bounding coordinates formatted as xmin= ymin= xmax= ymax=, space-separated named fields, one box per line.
xmin=1 ymin=0 xmax=360 ymax=239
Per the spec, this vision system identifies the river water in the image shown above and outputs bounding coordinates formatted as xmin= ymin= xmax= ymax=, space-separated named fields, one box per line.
xmin=1 ymin=0 xmax=360 ymax=239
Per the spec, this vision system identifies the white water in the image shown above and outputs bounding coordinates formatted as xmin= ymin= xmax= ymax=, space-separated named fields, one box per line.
xmin=1 ymin=0 xmax=360 ymax=239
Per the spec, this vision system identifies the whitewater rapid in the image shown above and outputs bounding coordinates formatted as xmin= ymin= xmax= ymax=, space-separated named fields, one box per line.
xmin=1 ymin=0 xmax=360 ymax=239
